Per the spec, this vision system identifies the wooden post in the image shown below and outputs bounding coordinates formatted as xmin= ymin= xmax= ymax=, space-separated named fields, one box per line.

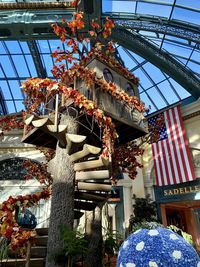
xmin=25 ymin=241 xmax=31 ymax=267
xmin=61 ymin=93 xmax=65 ymax=107
xmin=54 ymin=93 xmax=59 ymax=132
xmin=160 ymin=204 xmax=167 ymax=227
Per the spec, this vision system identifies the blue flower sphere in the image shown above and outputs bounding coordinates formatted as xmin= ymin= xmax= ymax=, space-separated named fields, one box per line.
xmin=117 ymin=227 xmax=200 ymax=267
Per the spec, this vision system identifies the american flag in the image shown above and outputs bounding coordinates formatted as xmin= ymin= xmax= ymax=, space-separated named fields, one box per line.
xmin=148 ymin=105 xmax=196 ymax=186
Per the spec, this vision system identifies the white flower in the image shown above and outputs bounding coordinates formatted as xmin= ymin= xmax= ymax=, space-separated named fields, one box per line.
xmin=136 ymin=241 xmax=145 ymax=251
xmin=123 ymin=240 xmax=129 ymax=249
xmin=197 ymin=262 xmax=200 ymax=267
xmin=149 ymin=261 xmax=158 ymax=267
xmin=172 ymin=250 xmax=182 ymax=259
xmin=126 ymin=263 xmax=136 ymax=267
xmin=169 ymin=233 xmax=178 ymax=240
xmin=148 ymin=230 xmax=159 ymax=236
xmin=134 ymin=229 xmax=141 ymax=234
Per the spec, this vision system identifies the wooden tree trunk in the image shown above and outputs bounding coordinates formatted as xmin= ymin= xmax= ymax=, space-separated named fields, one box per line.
xmin=85 ymin=205 xmax=103 ymax=267
xmin=45 ymin=115 xmax=77 ymax=267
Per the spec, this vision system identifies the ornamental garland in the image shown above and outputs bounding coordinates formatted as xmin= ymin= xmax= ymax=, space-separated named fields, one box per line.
xmin=0 ymin=153 xmax=53 ymax=253
xmin=81 ymin=50 xmax=140 ymax=86
xmin=51 ymin=62 xmax=145 ymax=113
xmin=0 ymin=189 xmax=51 ymax=251
xmin=0 ymin=114 xmax=24 ymax=135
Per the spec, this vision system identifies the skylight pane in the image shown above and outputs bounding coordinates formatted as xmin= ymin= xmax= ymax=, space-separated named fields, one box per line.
xmin=0 ymin=81 xmax=12 ymax=99
xmin=168 ymin=79 xmax=191 ymax=98
xmin=112 ymin=1 xmax=136 ymax=12
xmin=49 ymin=40 xmax=63 ymax=51
xmin=190 ymin=50 xmax=200 ymax=63
xmin=173 ymin=57 xmax=187 ymax=65
xmin=147 ymin=87 xmax=167 ymax=109
xmin=0 ymin=68 xmax=4 ymax=78
xmin=11 ymin=55 xmax=30 ymax=77
xmin=118 ymin=47 xmax=137 ymax=70
xmin=172 ymin=7 xmax=200 ymax=25
xmin=15 ymin=101 xmax=24 ymax=112
xmin=1 ymin=56 xmax=17 ymax=78
xmin=5 ymin=41 xmax=22 ymax=54
xmin=176 ymin=0 xmax=200 ymax=9
xmin=130 ymin=53 xmax=144 ymax=64
xmin=140 ymin=92 xmax=157 ymax=114
xmin=8 ymin=81 xmax=23 ymax=99
xmin=134 ymin=69 xmax=153 ymax=89
xmin=186 ymin=61 xmax=200 ymax=74
xmin=138 ymin=85 xmax=144 ymax=93
xmin=0 ymin=42 xmax=6 ymax=54
xmin=143 ymin=64 xmax=165 ymax=83
xmin=102 ymin=0 xmax=113 ymax=13
xmin=162 ymin=42 xmax=192 ymax=58
xmin=164 ymin=35 xmax=188 ymax=45
xmin=5 ymin=101 xmax=16 ymax=114
xmin=37 ymin=40 xmax=50 ymax=53
xmin=41 ymin=55 xmax=54 ymax=77
xmin=25 ymin=55 xmax=38 ymax=77
xmin=157 ymin=80 xmax=179 ymax=104
xmin=19 ymin=42 xmax=30 ymax=54
xmin=137 ymin=2 xmax=172 ymax=17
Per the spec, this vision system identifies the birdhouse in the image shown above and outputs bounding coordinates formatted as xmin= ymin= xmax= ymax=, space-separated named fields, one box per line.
xmin=76 ymin=54 xmax=147 ymax=143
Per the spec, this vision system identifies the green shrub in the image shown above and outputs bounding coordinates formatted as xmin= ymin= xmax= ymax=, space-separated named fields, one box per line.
xmin=0 ymin=237 xmax=9 ymax=260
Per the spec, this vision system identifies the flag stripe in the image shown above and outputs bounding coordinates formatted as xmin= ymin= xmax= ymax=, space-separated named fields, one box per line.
xmin=161 ymin=140 xmax=170 ymax=185
xmin=168 ymin=108 xmax=185 ymax=183
xmin=163 ymin=139 xmax=174 ymax=185
xmin=152 ymin=143 xmax=160 ymax=186
xmin=164 ymin=110 xmax=180 ymax=184
xmin=158 ymin=141 xmax=167 ymax=185
xmin=150 ymin=105 xmax=196 ymax=186
xmin=154 ymin=143 xmax=163 ymax=186
xmin=172 ymin=106 xmax=189 ymax=182
xmin=176 ymin=105 xmax=196 ymax=180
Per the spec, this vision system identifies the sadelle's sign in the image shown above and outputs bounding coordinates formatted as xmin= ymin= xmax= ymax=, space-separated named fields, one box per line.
xmin=163 ymin=185 xmax=200 ymax=196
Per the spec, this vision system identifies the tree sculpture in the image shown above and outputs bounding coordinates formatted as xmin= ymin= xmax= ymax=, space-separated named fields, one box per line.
xmin=0 ymin=1 xmax=153 ymax=266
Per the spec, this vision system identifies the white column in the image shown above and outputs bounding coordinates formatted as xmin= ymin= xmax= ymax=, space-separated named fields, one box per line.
xmin=123 ymin=184 xmax=133 ymax=229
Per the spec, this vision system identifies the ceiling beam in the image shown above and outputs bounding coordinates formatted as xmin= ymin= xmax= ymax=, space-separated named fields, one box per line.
xmin=112 ymin=27 xmax=200 ymax=98
xmin=27 ymin=40 xmax=47 ymax=78
xmin=103 ymin=14 xmax=200 ymax=44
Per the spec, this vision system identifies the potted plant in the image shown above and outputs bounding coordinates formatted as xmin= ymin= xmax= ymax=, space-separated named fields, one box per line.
xmin=53 ymin=226 xmax=88 ymax=267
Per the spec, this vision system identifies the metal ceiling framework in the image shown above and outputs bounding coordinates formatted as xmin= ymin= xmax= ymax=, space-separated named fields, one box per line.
xmin=0 ymin=0 xmax=199 ymax=114
xmin=111 ymin=27 xmax=200 ymax=98
xmin=27 ymin=41 xmax=47 ymax=78
xmin=107 ymin=14 xmax=200 ymax=44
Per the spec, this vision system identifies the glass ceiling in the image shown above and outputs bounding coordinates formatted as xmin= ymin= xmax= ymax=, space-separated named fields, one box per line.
xmin=0 ymin=0 xmax=199 ymax=115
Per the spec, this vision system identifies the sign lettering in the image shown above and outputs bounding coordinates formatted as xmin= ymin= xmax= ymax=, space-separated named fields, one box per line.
xmin=163 ymin=185 xmax=200 ymax=196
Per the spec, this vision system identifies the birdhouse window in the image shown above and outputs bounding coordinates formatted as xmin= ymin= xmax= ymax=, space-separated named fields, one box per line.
xmin=126 ymin=82 xmax=134 ymax=96
xmin=103 ymin=68 xmax=113 ymax=83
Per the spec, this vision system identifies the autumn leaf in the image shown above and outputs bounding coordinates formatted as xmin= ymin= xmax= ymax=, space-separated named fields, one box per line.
xmin=89 ymin=30 xmax=96 ymax=37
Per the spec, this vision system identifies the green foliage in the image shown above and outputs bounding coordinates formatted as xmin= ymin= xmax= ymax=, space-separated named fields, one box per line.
xmin=103 ymin=230 xmax=123 ymax=257
xmin=129 ymin=195 xmax=158 ymax=232
xmin=168 ymin=225 xmax=194 ymax=246
xmin=0 ymin=237 xmax=9 ymax=260
xmin=59 ymin=226 xmax=88 ymax=257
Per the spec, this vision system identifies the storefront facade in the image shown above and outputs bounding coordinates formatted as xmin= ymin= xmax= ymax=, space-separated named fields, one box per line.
xmin=154 ymin=179 xmax=200 ymax=249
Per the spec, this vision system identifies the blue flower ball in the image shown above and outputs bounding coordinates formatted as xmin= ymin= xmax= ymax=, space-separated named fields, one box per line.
xmin=117 ymin=227 xmax=200 ymax=267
